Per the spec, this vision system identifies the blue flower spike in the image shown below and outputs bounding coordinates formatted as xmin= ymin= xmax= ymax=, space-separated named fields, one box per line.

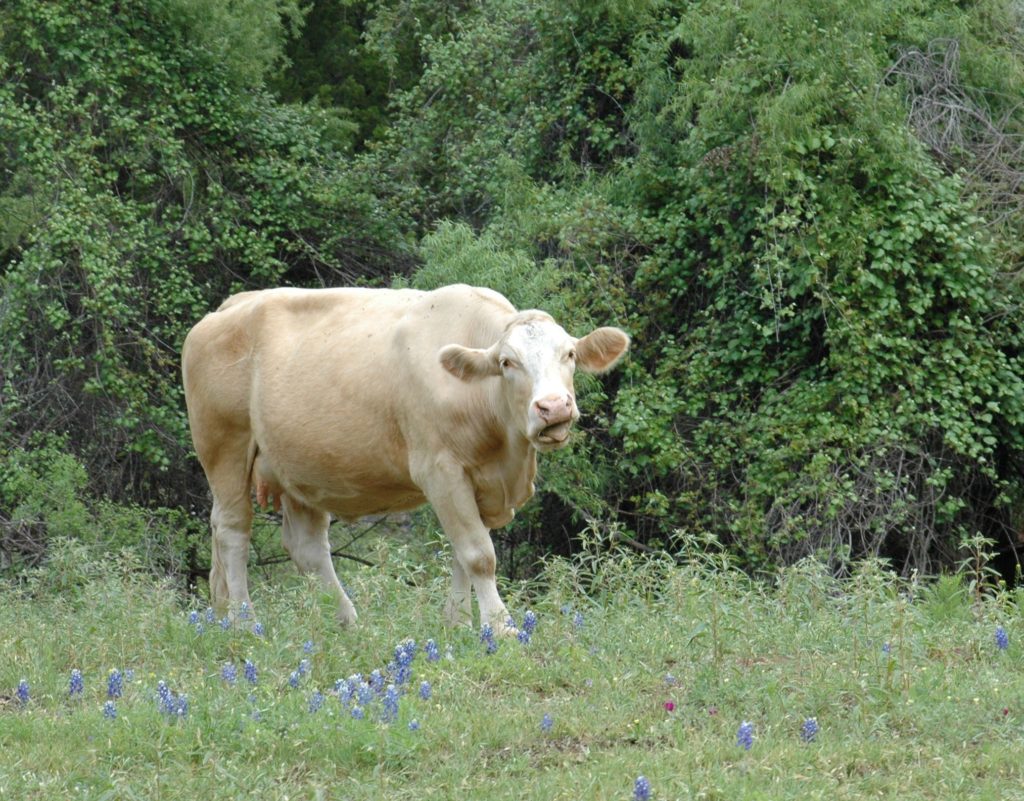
xmin=69 ymin=669 xmax=83 ymax=698
xmin=996 ymin=625 xmax=1009 ymax=651
xmin=800 ymin=717 xmax=819 ymax=743
xmin=737 ymin=720 xmax=755 ymax=750
xmin=634 ymin=776 xmax=652 ymax=801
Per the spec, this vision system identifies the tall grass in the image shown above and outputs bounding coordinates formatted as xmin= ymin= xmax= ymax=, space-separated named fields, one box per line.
xmin=1 ymin=538 xmax=1022 ymax=800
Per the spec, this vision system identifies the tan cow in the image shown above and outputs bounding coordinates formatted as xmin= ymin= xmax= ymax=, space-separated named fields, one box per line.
xmin=181 ymin=284 xmax=629 ymax=634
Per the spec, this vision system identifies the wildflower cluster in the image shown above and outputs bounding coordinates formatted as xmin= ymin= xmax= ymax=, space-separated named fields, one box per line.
xmin=480 ymin=624 xmax=498 ymax=655
xmin=996 ymin=626 xmax=1009 ymax=651
xmin=329 ymin=638 xmax=435 ymax=726
xmin=517 ymin=610 xmax=538 ymax=645
xmin=156 ymin=680 xmax=189 ymax=719
xmin=800 ymin=717 xmax=819 ymax=743
xmin=633 ymin=776 xmax=652 ymax=801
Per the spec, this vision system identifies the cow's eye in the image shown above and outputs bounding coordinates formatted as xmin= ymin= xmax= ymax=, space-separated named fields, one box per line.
xmin=500 ymin=357 xmax=515 ymax=370
xmin=567 ymin=350 xmax=577 ymax=362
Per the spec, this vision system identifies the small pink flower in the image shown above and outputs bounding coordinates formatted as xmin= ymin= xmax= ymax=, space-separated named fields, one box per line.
xmin=663 ymin=700 xmax=676 ymax=712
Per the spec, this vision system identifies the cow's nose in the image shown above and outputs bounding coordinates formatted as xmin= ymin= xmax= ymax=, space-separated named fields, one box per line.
xmin=534 ymin=394 xmax=573 ymax=422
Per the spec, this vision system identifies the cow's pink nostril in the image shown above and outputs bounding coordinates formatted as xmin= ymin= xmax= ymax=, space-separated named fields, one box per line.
xmin=534 ymin=395 xmax=572 ymax=421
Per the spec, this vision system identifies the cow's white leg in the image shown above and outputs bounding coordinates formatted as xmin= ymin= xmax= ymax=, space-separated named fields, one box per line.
xmin=444 ymin=557 xmax=473 ymax=627
xmin=210 ymin=500 xmax=253 ymax=614
xmin=415 ymin=455 xmax=514 ymax=636
xmin=280 ymin=498 xmax=357 ymax=625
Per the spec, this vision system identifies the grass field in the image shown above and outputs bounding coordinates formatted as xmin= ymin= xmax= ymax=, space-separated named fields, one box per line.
xmin=1 ymin=536 xmax=1022 ymax=800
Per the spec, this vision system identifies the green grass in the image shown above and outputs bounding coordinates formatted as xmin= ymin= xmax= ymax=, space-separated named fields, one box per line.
xmin=2 ymin=539 xmax=1023 ymax=800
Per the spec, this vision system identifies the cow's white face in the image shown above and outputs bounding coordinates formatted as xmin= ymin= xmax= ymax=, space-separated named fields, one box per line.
xmin=440 ymin=312 xmax=630 ymax=452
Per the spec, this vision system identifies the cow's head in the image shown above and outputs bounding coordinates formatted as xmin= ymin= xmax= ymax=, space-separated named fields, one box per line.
xmin=439 ymin=312 xmax=630 ymax=452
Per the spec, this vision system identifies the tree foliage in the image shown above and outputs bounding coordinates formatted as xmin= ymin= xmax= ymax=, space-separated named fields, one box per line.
xmin=3 ymin=0 xmax=1024 ymax=579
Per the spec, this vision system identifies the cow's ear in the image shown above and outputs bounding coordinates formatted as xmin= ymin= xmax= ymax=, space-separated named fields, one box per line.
xmin=439 ymin=344 xmax=501 ymax=381
xmin=575 ymin=327 xmax=630 ymax=374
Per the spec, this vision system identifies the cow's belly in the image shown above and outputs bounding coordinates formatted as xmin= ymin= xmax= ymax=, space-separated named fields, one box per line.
xmin=301 ymin=483 xmax=427 ymax=521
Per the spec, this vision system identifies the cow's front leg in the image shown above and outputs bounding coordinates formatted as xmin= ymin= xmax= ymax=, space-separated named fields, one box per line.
xmin=415 ymin=454 xmax=514 ymax=636
xmin=444 ymin=557 xmax=473 ymax=628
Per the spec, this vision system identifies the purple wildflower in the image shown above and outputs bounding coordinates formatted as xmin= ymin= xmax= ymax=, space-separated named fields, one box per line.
xmin=996 ymin=626 xmax=1009 ymax=651
xmin=69 ymin=669 xmax=83 ymax=698
xmin=408 ymin=719 xmax=420 ymax=731
xmin=480 ymin=624 xmax=498 ymax=654
xmin=351 ymin=705 xmax=365 ymax=720
xmin=16 ymin=679 xmax=29 ymax=705
xmin=541 ymin=713 xmax=553 ymax=733
xmin=381 ymin=685 xmax=400 ymax=723
xmin=634 ymin=776 xmax=652 ymax=801
xmin=425 ymin=639 xmax=441 ymax=662
xmin=103 ymin=700 xmax=117 ymax=720
xmin=288 ymin=671 xmax=300 ymax=689
xmin=737 ymin=720 xmax=754 ymax=750
xmin=800 ymin=717 xmax=819 ymax=743
xmin=221 ymin=662 xmax=238 ymax=686
xmin=309 ymin=690 xmax=325 ymax=713
xmin=107 ymin=669 xmax=123 ymax=699
xmin=572 ymin=610 xmax=585 ymax=629
xmin=303 ymin=639 xmax=315 ymax=654
xmin=244 ymin=660 xmax=258 ymax=686
xmin=297 ymin=658 xmax=311 ymax=676
xmin=419 ymin=681 xmax=432 ymax=701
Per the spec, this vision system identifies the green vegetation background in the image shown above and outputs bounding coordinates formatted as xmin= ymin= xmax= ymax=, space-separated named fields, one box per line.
xmin=3 ymin=0 xmax=1024 ymax=584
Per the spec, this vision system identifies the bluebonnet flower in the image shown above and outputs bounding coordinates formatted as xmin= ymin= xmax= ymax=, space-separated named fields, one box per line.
xmin=522 ymin=610 xmax=538 ymax=635
xmin=303 ymin=639 xmax=315 ymax=654
xmin=634 ymin=776 xmax=651 ymax=801
xmin=882 ymin=642 xmax=892 ymax=656
xmin=560 ymin=603 xmax=572 ymax=616
xmin=336 ymin=678 xmax=354 ymax=706
xmin=124 ymin=669 xmax=135 ymax=683
xmin=572 ymin=611 xmax=585 ymax=630
xmin=297 ymin=658 xmax=311 ymax=677
xmin=219 ymin=617 xmax=231 ymax=631
xmin=156 ymin=681 xmax=188 ymax=718
xmin=356 ymin=681 xmax=374 ymax=707
xmin=221 ymin=663 xmax=238 ymax=686
xmin=252 ymin=621 xmax=265 ymax=637
xmin=394 ymin=640 xmax=417 ymax=685
xmin=480 ymin=623 xmax=498 ymax=654
xmin=288 ymin=671 xmax=300 ymax=689
xmin=419 ymin=681 xmax=432 ymax=701
xmin=103 ymin=700 xmax=117 ymax=720
xmin=107 ymin=669 xmax=123 ymax=699
xmin=425 ymin=639 xmax=441 ymax=662
xmin=244 ymin=659 xmax=258 ymax=686
xmin=239 ymin=601 xmax=251 ymax=621
xmin=309 ymin=690 xmax=325 ymax=713
xmin=381 ymin=685 xmax=400 ymax=723
xmin=204 ymin=607 xmax=215 ymax=623
xmin=69 ymin=669 xmax=83 ymax=698
xmin=996 ymin=626 xmax=1009 ymax=651
xmin=540 ymin=713 xmax=553 ymax=733
xmin=801 ymin=717 xmax=819 ymax=743
xmin=737 ymin=720 xmax=754 ymax=750
xmin=408 ymin=719 xmax=420 ymax=731
xmin=351 ymin=706 xmax=365 ymax=720
xmin=16 ymin=679 xmax=29 ymax=705
xmin=369 ymin=669 xmax=386 ymax=695
xmin=664 ymin=673 xmax=677 ymax=686
xmin=188 ymin=610 xmax=200 ymax=626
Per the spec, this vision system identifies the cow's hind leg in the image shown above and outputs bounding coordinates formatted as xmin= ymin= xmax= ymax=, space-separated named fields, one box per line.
xmin=280 ymin=498 xmax=357 ymax=625
xmin=206 ymin=460 xmax=255 ymax=617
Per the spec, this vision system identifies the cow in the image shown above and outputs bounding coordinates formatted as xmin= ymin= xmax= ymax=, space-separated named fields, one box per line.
xmin=181 ymin=284 xmax=629 ymax=634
